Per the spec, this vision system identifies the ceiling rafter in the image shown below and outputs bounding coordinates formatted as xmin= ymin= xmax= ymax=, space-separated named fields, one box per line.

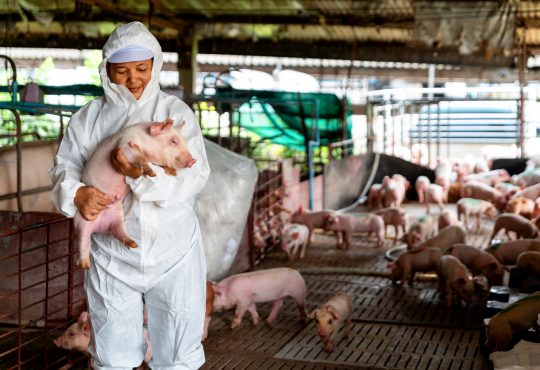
xmin=75 ymin=0 xmax=185 ymax=31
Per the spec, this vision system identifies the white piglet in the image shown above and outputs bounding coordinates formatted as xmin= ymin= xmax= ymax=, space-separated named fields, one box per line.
xmin=212 ymin=267 xmax=308 ymax=329
xmin=280 ymin=223 xmax=310 ymax=260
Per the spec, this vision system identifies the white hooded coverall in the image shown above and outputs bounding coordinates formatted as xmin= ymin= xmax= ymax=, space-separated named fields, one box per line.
xmin=49 ymin=22 xmax=210 ymax=370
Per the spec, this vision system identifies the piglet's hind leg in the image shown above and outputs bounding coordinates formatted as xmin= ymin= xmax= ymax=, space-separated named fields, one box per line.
xmin=109 ymin=216 xmax=137 ymax=248
xmin=266 ymin=299 xmax=283 ymax=325
xmin=74 ymin=213 xmax=95 ymax=269
xmin=96 ymin=207 xmax=137 ymax=249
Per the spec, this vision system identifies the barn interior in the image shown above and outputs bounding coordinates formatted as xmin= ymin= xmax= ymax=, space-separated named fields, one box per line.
xmin=1 ymin=1 xmax=540 ymax=369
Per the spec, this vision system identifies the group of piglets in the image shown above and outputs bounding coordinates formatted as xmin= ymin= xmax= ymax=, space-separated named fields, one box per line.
xmin=210 ymin=267 xmax=352 ymax=353
xmin=277 ymin=205 xmax=393 ymax=259
xmin=55 ymin=268 xmax=352 ymax=359
xmin=388 ymin=220 xmax=497 ymax=307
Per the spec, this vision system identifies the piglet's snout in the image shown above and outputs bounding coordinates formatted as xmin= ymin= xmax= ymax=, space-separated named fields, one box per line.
xmin=317 ymin=328 xmax=329 ymax=338
xmin=176 ymin=154 xmax=196 ymax=168
xmin=186 ymin=158 xmax=196 ymax=168
xmin=53 ymin=337 xmax=63 ymax=347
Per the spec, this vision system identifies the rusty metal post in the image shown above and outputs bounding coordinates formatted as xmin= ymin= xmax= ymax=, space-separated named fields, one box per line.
xmin=518 ymin=42 xmax=527 ymax=158
xmin=11 ymin=109 xmax=23 ymax=212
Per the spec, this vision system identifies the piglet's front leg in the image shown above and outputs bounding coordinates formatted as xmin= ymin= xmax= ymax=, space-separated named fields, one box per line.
xmin=111 ymin=146 xmax=155 ymax=179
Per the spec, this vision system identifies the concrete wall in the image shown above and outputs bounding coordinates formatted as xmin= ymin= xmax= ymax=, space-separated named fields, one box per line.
xmin=0 ymin=141 xmax=57 ymax=213
xmin=324 ymin=154 xmax=369 ymax=210
xmin=323 ymin=153 xmax=435 ymax=210
xmin=281 ymin=159 xmax=323 ymax=212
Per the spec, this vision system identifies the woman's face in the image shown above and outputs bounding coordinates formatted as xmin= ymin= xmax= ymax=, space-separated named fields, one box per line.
xmin=108 ymin=59 xmax=153 ymax=100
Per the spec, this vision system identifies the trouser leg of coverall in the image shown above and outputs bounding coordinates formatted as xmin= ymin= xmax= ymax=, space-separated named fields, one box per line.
xmin=84 ymin=260 xmax=146 ymax=370
xmin=145 ymin=245 xmax=206 ymax=370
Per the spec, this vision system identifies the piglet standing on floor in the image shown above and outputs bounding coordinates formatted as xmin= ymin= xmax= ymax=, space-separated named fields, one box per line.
xmin=506 ymin=197 xmax=536 ymax=218
xmin=412 ymin=225 xmax=466 ymax=252
xmin=489 ymin=213 xmax=538 ymax=243
xmin=415 ymin=176 xmax=430 ymax=203
xmin=212 ymin=267 xmax=308 ymax=329
xmin=373 ymin=207 xmax=408 ymax=244
xmin=280 ymin=223 xmax=310 ymax=260
xmin=387 ymin=247 xmax=443 ymax=285
xmin=437 ymin=255 xmax=476 ymax=308
xmin=487 ymin=239 xmax=540 ymax=265
xmin=403 ymin=215 xmax=437 ymax=250
xmin=447 ymin=244 xmax=506 ymax=286
xmin=324 ymin=213 xmax=385 ymax=248
xmin=456 ymin=198 xmax=498 ymax=232
xmin=309 ymin=292 xmax=353 ymax=353
xmin=424 ymin=183 xmax=446 ymax=215
xmin=290 ymin=207 xmax=338 ymax=246
xmin=368 ymin=183 xmax=382 ymax=209
xmin=74 ymin=119 xmax=195 ymax=269
xmin=461 ymin=180 xmax=506 ymax=210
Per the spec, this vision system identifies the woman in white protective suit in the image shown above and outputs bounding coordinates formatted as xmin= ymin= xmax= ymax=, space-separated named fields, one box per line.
xmin=49 ymin=21 xmax=210 ymax=369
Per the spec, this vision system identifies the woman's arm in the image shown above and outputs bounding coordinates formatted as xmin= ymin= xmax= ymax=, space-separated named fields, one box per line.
xmin=49 ymin=106 xmax=111 ymax=218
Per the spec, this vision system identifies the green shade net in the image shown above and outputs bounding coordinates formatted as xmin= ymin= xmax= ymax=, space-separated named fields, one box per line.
xmin=215 ymin=87 xmax=353 ymax=151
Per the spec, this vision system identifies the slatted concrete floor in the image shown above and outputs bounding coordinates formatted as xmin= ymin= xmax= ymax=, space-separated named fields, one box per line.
xmin=202 ymin=204 xmax=494 ymax=370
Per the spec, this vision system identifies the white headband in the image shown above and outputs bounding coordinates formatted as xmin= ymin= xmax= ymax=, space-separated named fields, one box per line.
xmin=108 ymin=44 xmax=154 ymax=63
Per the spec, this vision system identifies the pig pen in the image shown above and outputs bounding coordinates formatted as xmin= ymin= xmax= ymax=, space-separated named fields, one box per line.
xmin=201 ymin=202 xmax=494 ymax=370
xmin=0 ymin=211 xmax=88 ymax=369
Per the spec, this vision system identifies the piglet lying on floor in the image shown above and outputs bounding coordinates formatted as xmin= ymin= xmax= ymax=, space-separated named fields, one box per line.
xmin=75 ymin=119 xmax=195 ymax=268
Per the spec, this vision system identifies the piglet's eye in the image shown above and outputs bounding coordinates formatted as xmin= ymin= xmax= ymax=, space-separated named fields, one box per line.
xmin=328 ymin=319 xmax=332 ymax=324
xmin=171 ymin=138 xmax=179 ymax=145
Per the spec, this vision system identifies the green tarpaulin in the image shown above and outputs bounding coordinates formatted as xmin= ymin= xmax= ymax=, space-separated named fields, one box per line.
xmin=215 ymin=87 xmax=353 ymax=151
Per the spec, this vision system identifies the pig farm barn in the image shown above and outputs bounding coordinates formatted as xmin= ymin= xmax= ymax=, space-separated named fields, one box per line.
xmin=3 ymin=1 xmax=540 ymax=370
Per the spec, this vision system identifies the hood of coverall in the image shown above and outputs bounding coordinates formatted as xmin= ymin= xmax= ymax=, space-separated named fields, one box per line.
xmin=99 ymin=22 xmax=163 ymax=106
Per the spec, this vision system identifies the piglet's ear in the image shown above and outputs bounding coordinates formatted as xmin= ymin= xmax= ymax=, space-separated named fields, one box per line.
xmin=78 ymin=311 xmax=88 ymax=322
xmin=81 ymin=320 xmax=91 ymax=335
xmin=327 ymin=306 xmax=340 ymax=321
xmin=149 ymin=120 xmax=173 ymax=136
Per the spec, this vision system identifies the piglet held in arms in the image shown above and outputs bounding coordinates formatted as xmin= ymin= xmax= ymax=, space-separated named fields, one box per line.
xmin=75 ymin=119 xmax=195 ymax=269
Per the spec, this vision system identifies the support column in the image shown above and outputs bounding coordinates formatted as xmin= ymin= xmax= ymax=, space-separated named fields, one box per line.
xmin=518 ymin=40 xmax=527 ymax=158
xmin=177 ymin=24 xmax=198 ymax=96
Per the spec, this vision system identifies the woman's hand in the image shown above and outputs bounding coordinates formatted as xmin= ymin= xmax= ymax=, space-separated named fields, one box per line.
xmin=74 ymin=186 xmax=112 ymax=221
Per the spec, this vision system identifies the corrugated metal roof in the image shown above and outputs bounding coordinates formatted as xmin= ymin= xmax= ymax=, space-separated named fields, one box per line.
xmin=0 ymin=1 xmax=539 ymax=69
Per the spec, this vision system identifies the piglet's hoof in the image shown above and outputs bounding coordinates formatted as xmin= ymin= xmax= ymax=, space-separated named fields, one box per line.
xmin=77 ymin=258 xmax=91 ymax=269
xmin=230 ymin=320 xmax=241 ymax=329
xmin=122 ymin=239 xmax=138 ymax=249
